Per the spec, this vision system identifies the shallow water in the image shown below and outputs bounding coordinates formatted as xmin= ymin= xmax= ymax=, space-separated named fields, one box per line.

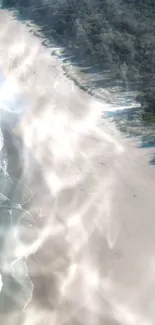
xmin=0 ymin=3 xmax=155 ymax=325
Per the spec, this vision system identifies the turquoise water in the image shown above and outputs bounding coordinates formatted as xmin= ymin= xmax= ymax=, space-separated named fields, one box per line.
xmin=0 ymin=69 xmax=34 ymax=313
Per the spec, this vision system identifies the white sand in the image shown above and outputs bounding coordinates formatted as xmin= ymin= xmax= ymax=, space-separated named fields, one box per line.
xmin=0 ymin=9 xmax=155 ymax=325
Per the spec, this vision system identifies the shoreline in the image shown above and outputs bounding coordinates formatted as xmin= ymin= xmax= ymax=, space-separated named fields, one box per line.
xmin=0 ymin=8 xmax=155 ymax=325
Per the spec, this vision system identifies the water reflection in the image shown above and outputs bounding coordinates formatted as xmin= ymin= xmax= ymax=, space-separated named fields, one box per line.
xmin=0 ymin=3 xmax=155 ymax=325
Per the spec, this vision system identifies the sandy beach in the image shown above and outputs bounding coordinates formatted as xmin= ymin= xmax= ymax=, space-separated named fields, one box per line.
xmin=0 ymin=9 xmax=155 ymax=325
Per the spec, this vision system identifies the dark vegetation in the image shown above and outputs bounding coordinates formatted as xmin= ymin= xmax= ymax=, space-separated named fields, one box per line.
xmin=1 ymin=0 xmax=155 ymax=118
